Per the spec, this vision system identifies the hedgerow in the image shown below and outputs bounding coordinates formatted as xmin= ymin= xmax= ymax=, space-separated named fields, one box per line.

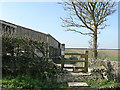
xmin=2 ymin=35 xmax=67 ymax=88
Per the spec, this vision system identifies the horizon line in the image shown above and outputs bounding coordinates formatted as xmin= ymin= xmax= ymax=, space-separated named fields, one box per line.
xmin=65 ymin=47 xmax=120 ymax=50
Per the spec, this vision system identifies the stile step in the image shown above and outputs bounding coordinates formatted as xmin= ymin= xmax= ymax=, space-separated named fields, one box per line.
xmin=56 ymin=64 xmax=74 ymax=67
xmin=66 ymin=72 xmax=91 ymax=76
xmin=68 ymin=82 xmax=89 ymax=87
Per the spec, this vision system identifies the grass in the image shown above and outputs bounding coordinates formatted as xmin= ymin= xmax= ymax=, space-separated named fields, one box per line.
xmin=65 ymin=48 xmax=120 ymax=61
xmin=2 ymin=74 xmax=68 ymax=89
xmin=2 ymin=55 xmax=69 ymax=89
xmin=78 ymin=78 xmax=120 ymax=88
xmin=86 ymin=79 xmax=120 ymax=88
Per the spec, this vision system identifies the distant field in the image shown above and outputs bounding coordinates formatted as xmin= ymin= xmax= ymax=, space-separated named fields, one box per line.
xmin=65 ymin=48 xmax=120 ymax=61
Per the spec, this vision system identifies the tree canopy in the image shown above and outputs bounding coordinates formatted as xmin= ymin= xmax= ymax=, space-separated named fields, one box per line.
xmin=60 ymin=0 xmax=116 ymax=59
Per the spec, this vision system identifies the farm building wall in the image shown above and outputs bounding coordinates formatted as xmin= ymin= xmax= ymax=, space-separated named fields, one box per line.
xmin=0 ymin=20 xmax=61 ymax=58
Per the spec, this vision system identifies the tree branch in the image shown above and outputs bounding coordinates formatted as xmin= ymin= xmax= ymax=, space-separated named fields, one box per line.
xmin=60 ymin=0 xmax=116 ymax=37
xmin=66 ymin=29 xmax=93 ymax=35
xmin=72 ymin=2 xmax=94 ymax=32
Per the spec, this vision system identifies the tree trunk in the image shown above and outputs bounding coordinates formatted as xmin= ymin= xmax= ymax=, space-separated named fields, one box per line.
xmin=93 ymin=31 xmax=97 ymax=59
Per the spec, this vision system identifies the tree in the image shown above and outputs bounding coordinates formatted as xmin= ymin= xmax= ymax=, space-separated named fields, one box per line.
xmin=60 ymin=0 xmax=116 ymax=59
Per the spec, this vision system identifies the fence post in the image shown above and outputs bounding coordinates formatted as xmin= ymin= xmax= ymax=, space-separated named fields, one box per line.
xmin=84 ymin=50 xmax=88 ymax=72
xmin=61 ymin=44 xmax=65 ymax=71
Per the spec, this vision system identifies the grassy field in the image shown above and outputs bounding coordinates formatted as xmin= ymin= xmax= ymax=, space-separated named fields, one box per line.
xmin=65 ymin=48 xmax=120 ymax=61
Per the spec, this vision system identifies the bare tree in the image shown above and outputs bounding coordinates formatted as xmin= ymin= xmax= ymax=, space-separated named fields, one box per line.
xmin=60 ymin=0 xmax=116 ymax=59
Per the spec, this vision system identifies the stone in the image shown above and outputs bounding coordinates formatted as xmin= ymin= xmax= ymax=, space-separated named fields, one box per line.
xmin=88 ymin=67 xmax=93 ymax=73
xmin=68 ymin=82 xmax=89 ymax=87
xmin=66 ymin=72 xmax=91 ymax=76
xmin=63 ymin=68 xmax=73 ymax=71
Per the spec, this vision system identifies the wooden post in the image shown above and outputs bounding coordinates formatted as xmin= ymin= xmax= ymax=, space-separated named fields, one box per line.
xmin=61 ymin=44 xmax=65 ymax=71
xmin=84 ymin=50 xmax=88 ymax=72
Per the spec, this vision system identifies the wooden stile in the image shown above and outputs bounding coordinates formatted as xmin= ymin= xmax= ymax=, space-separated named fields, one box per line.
xmin=61 ymin=44 xmax=88 ymax=72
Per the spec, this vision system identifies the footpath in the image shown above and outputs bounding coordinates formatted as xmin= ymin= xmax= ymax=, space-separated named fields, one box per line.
xmin=56 ymin=64 xmax=91 ymax=87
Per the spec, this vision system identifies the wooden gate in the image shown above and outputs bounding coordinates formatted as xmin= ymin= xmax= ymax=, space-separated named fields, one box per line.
xmin=61 ymin=44 xmax=88 ymax=72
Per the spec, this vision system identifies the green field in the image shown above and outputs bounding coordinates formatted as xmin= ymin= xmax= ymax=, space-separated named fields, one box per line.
xmin=65 ymin=48 xmax=120 ymax=61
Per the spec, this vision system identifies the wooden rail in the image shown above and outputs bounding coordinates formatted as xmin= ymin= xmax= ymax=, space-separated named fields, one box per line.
xmin=63 ymin=60 xmax=88 ymax=62
xmin=65 ymin=53 xmax=83 ymax=55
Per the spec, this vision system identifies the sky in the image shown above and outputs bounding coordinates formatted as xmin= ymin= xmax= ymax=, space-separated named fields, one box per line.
xmin=0 ymin=1 xmax=118 ymax=49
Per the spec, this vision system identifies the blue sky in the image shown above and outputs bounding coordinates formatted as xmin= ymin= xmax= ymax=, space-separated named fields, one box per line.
xmin=0 ymin=2 xmax=118 ymax=49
